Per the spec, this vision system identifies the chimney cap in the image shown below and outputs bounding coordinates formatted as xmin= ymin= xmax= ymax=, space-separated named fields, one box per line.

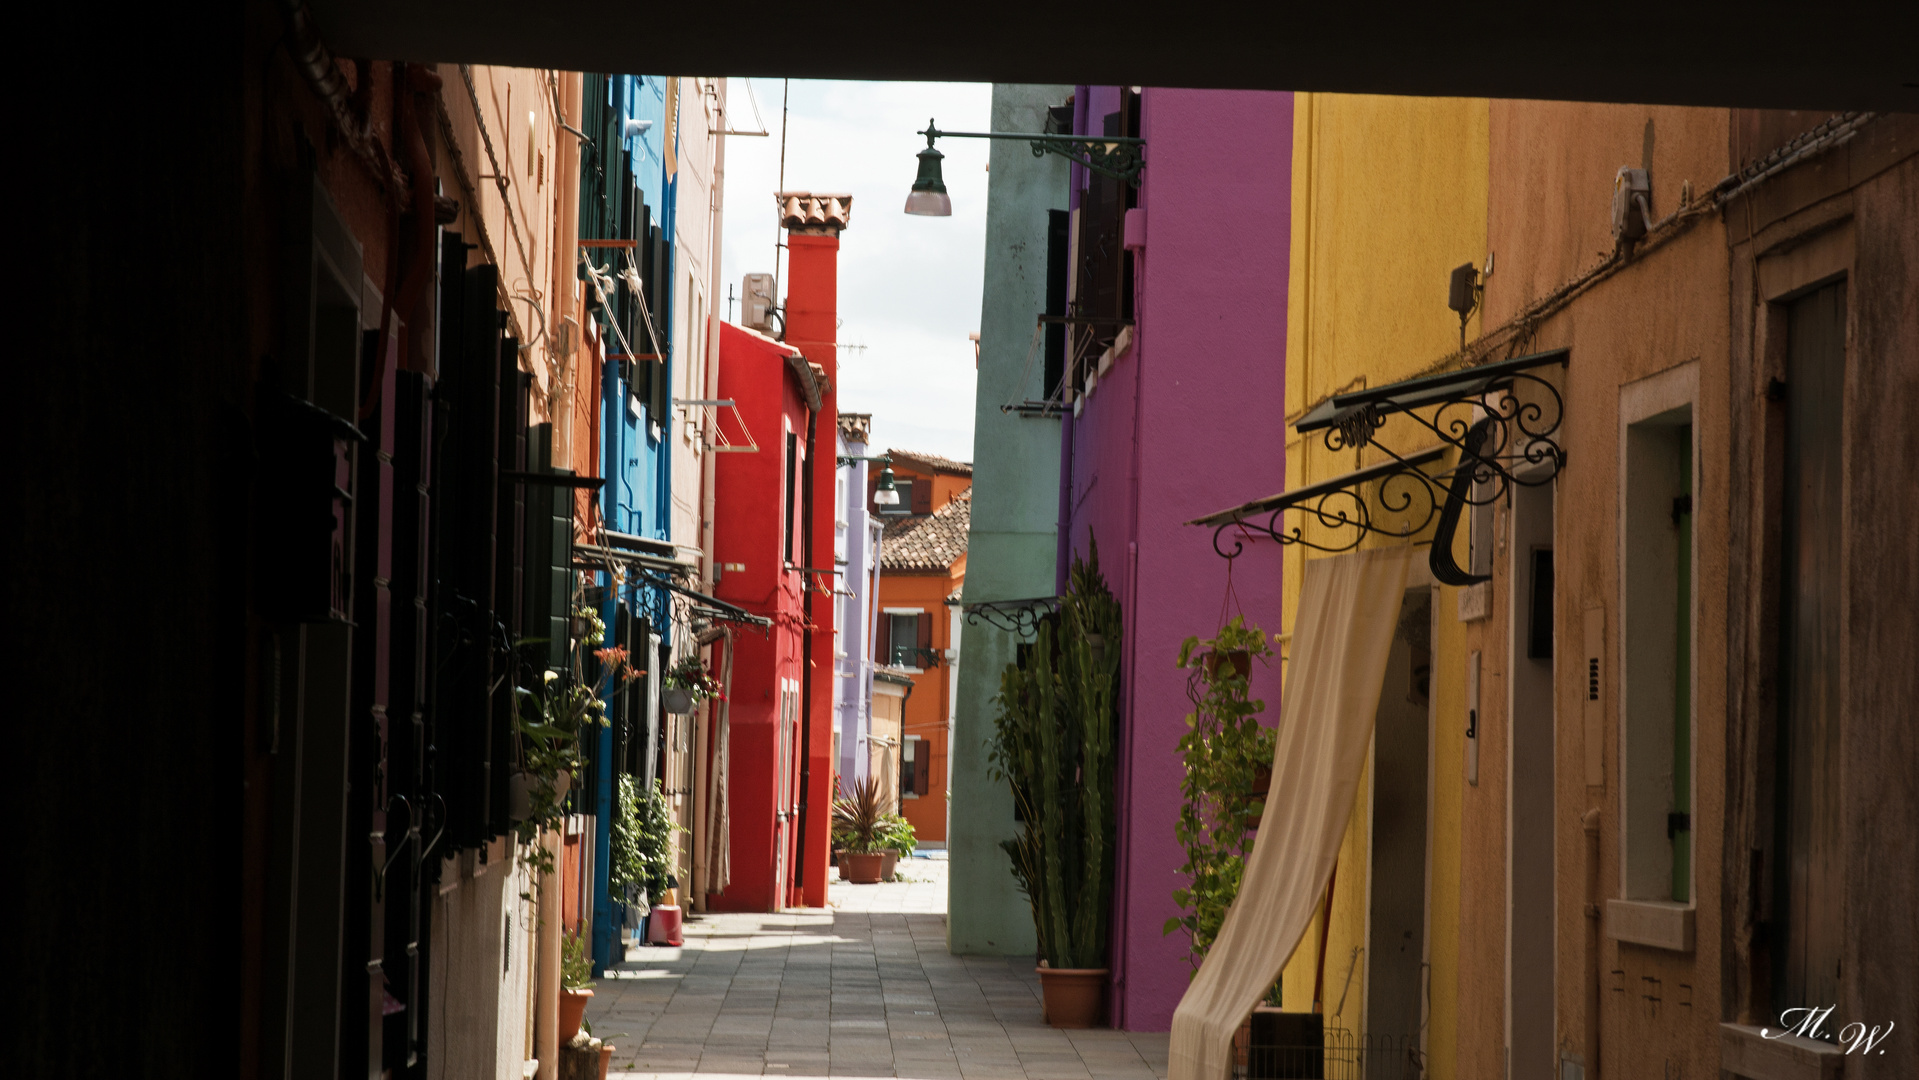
xmin=776 ymin=192 xmax=853 ymax=234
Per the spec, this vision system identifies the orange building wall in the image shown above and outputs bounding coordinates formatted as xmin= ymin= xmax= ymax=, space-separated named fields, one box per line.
xmin=876 ymin=566 xmax=964 ymax=844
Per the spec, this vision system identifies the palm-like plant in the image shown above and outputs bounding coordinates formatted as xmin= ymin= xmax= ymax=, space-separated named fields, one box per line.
xmin=832 ymin=776 xmax=886 ymax=854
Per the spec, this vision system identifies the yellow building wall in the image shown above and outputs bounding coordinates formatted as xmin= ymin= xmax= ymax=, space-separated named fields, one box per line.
xmin=1275 ymin=92 xmax=1489 ymax=1080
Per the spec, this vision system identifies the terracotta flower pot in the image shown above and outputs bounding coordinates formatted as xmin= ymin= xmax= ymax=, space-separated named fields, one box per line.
xmin=559 ymin=987 xmax=593 ymax=1042
xmin=880 ymin=851 xmax=899 ymax=881
xmin=1036 ymin=966 xmax=1108 ymax=1028
xmin=838 ymin=851 xmax=884 ymax=884
xmin=598 ymin=1042 xmax=615 ymax=1080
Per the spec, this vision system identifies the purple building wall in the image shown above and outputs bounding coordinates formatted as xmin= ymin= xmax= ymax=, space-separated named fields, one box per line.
xmin=1061 ymin=87 xmax=1293 ymax=1031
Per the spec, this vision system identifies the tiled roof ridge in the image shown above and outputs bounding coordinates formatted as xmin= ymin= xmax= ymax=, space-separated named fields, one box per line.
xmin=886 ymin=447 xmax=973 ymax=476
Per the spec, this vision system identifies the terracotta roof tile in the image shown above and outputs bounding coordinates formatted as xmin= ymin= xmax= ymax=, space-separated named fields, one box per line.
xmin=880 ymin=486 xmax=970 ymax=572
xmin=886 ymin=448 xmax=973 ymax=477
xmin=776 ymin=192 xmax=852 ymax=233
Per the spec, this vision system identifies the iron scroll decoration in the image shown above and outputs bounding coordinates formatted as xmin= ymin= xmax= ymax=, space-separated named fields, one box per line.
xmin=962 ymin=596 xmax=1062 ymax=638
xmin=1198 ymin=349 xmax=1569 ymax=586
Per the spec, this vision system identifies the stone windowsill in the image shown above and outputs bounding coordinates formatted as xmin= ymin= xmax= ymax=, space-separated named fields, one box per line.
xmin=1606 ymin=898 xmax=1695 ymax=951
xmin=1720 ymin=1022 xmax=1845 ymax=1080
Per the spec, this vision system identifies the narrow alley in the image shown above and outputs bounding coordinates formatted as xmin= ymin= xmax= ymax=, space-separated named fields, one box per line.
xmin=587 ymin=859 xmax=1169 ymax=1079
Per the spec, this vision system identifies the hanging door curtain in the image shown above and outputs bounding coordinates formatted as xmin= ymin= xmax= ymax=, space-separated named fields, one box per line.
xmin=1168 ymin=546 xmax=1412 ymax=1080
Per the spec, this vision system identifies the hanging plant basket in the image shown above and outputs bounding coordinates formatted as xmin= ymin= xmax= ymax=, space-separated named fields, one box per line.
xmin=662 ymin=687 xmax=695 ymax=715
xmin=1204 ymin=648 xmax=1253 ymax=681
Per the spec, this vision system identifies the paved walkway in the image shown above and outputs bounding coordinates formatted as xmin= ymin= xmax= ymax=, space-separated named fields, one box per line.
xmin=587 ymin=857 xmax=1169 ymax=1080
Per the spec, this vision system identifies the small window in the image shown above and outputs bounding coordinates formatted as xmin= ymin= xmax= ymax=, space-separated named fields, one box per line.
xmin=783 ymin=432 xmax=800 ymax=562
xmin=902 ymin=736 xmax=929 ymax=798
xmin=888 ymin=613 xmax=920 ymax=667
xmin=880 ymin=478 xmax=913 ymax=515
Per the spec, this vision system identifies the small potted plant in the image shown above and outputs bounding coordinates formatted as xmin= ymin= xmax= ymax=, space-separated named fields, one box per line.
xmin=876 ymin=813 xmax=917 ymax=881
xmin=832 ymin=777 xmax=886 ymax=884
xmin=662 ymin=655 xmax=722 ymax=715
xmin=559 ymin=929 xmax=595 ymax=1041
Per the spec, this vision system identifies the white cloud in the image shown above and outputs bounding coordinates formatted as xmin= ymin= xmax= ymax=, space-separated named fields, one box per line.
xmin=719 ymin=79 xmax=992 ymax=463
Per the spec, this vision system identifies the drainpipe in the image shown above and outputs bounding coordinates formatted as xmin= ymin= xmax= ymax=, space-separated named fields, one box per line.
xmin=535 ymin=827 xmax=561 ymax=1080
xmin=795 ymin=405 xmax=818 ymax=905
xmin=1583 ymin=806 xmax=1603 ymax=1076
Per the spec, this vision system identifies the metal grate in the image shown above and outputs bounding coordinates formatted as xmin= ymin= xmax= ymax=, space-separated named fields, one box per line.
xmin=1237 ymin=1029 xmax=1425 ymax=1080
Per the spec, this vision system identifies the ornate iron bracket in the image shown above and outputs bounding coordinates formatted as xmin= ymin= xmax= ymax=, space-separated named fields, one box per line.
xmin=921 ymin=123 xmax=1146 ymax=187
xmin=962 ymin=596 xmax=1062 ymax=638
xmin=1190 ymin=349 xmax=1569 ymax=583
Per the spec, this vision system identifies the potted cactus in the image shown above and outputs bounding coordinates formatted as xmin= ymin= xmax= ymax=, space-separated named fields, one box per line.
xmin=988 ymin=540 xmax=1122 ymax=1028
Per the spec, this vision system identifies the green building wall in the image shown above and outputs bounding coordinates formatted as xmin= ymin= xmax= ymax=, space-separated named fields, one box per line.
xmin=947 ymin=84 xmax=1071 ymax=956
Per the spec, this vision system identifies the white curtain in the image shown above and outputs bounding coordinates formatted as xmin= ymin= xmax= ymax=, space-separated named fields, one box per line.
xmin=1168 ymin=546 xmax=1413 ymax=1080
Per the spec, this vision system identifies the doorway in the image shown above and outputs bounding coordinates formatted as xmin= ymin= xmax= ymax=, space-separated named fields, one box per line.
xmin=1507 ymin=477 xmax=1556 ymax=1077
xmin=1365 ymin=587 xmax=1432 ymax=1073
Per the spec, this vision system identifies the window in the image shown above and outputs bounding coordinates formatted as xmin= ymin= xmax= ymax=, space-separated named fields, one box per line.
xmin=902 ymin=736 xmax=929 ymax=798
xmin=879 ymin=478 xmax=913 ymax=515
xmin=887 ymin=612 xmax=920 ymax=668
xmin=1621 ymin=403 xmax=1695 ymax=906
xmin=783 ymin=431 xmax=800 ymax=563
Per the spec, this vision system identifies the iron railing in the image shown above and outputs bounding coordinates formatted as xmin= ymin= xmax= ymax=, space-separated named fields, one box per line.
xmin=1237 ymin=1029 xmax=1424 ymax=1080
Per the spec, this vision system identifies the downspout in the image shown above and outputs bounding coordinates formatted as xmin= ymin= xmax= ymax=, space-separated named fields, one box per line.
xmin=693 ymin=80 xmax=728 ymax=915
xmin=592 ymin=354 xmax=621 ymax=970
xmin=794 ymin=404 xmax=819 ymax=905
xmin=1583 ymin=806 xmax=1603 ymax=1076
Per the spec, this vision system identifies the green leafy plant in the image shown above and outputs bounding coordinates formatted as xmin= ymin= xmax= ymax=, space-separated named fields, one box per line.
xmin=610 ymin=774 xmax=681 ymax=902
xmin=832 ymin=776 xmax=886 ymax=854
xmin=512 ymin=606 xmax=643 ymax=878
xmin=561 ymin=928 xmax=595 ymax=991
xmin=987 ymin=540 xmax=1121 ymax=970
xmin=664 ymin=655 xmax=724 ymax=704
xmin=875 ymin=813 xmax=917 ymax=857
xmin=1164 ymin=615 xmax=1277 ymax=971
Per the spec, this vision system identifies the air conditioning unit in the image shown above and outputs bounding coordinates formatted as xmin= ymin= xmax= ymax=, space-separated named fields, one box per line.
xmin=741 ymin=272 xmax=776 ymax=333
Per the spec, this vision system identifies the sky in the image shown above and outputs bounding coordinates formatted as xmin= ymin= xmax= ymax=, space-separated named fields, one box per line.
xmin=717 ymin=79 xmax=993 ymax=464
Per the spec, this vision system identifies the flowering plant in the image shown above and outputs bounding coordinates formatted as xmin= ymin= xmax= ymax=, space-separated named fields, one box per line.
xmin=664 ymin=654 xmax=723 ymax=704
xmin=512 ymin=606 xmax=644 ymax=873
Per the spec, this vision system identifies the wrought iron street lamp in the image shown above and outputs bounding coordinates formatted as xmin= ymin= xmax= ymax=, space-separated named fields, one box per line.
xmin=837 ymin=453 xmax=899 ymax=506
xmin=904 ymin=118 xmax=1146 ymax=216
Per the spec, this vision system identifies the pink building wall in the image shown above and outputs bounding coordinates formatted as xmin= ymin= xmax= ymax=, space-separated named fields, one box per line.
xmin=1062 ymin=87 xmax=1294 ymax=1031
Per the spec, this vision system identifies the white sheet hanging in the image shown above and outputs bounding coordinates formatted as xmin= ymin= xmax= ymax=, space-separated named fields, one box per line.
xmin=1168 ymin=545 xmax=1413 ymax=1080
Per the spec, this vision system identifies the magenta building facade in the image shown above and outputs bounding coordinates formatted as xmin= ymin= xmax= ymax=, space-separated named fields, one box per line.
xmin=1058 ymin=86 xmax=1294 ymax=1030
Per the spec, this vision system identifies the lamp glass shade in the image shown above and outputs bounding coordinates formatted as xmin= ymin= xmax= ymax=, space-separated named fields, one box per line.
xmin=904 ymin=189 xmax=952 ymax=216
xmin=873 ymin=465 xmax=901 ymax=505
xmin=905 ymin=145 xmax=952 ymax=217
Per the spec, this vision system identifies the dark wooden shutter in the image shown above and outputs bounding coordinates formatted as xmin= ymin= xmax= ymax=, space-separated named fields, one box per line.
xmin=874 ymin=614 xmax=891 ymax=666
xmin=917 ymin=611 xmax=933 ymax=657
xmin=911 ymin=479 xmax=932 ymax=515
xmin=1044 ymin=209 xmax=1069 ymax=401
xmin=914 ymin=742 xmax=930 ymax=797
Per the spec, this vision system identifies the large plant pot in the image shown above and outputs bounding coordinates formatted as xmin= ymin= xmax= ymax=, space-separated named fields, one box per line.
xmin=1036 ymin=966 xmax=1108 ymax=1028
xmin=597 ymin=1041 xmax=615 ymax=1080
xmin=838 ymin=851 xmax=883 ymax=884
xmin=559 ymin=987 xmax=593 ymax=1042
xmin=880 ymin=851 xmax=899 ymax=881
xmin=662 ymin=687 xmax=695 ymax=715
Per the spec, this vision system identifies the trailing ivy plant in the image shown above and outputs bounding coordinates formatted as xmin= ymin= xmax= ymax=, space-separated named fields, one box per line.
xmin=1165 ymin=615 xmax=1277 ymax=972
xmin=610 ymin=774 xmax=681 ymax=903
xmin=512 ymin=605 xmax=642 ymax=879
xmin=988 ymin=539 xmax=1122 ymax=971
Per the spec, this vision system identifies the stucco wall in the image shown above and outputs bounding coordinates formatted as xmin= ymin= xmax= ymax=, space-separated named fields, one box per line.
xmin=948 ymin=84 xmax=1071 ymax=957
xmin=1063 ymin=87 xmax=1294 ymax=1031
xmin=1274 ymin=92 xmax=1489 ymax=1080
xmin=879 ymin=572 xmax=964 ymax=843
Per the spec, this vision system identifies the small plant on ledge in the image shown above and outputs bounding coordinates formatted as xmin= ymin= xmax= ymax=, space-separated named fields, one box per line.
xmin=1166 ymin=615 xmax=1277 ymax=972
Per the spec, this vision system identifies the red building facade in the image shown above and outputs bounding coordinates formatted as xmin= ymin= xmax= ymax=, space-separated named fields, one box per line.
xmin=707 ymin=194 xmax=849 ymax=911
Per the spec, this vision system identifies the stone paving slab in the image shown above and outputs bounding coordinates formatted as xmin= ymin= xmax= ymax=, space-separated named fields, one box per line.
xmin=588 ymin=859 xmax=1169 ymax=1080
